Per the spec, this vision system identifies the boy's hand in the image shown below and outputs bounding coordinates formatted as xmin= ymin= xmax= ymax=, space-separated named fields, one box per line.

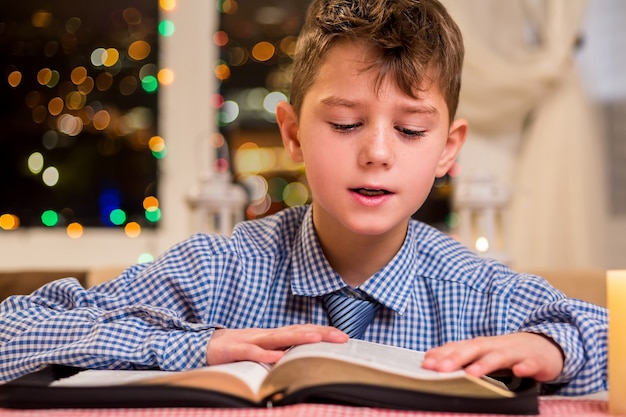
xmin=206 ymin=324 xmax=349 ymax=365
xmin=421 ymin=332 xmax=564 ymax=382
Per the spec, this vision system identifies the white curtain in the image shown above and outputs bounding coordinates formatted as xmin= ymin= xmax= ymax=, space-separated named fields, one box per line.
xmin=441 ymin=0 xmax=608 ymax=270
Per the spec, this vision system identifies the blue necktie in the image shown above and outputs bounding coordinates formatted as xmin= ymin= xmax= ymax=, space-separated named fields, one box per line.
xmin=323 ymin=289 xmax=381 ymax=339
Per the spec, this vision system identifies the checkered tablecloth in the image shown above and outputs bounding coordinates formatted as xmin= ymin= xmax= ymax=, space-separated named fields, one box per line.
xmin=0 ymin=399 xmax=615 ymax=417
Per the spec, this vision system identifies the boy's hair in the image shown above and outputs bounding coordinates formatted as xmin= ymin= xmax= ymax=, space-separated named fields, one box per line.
xmin=290 ymin=0 xmax=464 ymax=122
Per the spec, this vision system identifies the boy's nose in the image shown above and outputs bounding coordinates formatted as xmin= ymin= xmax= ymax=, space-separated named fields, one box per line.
xmin=358 ymin=128 xmax=393 ymax=167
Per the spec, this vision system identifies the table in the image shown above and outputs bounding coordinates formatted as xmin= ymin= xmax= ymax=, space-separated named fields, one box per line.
xmin=0 ymin=395 xmax=616 ymax=417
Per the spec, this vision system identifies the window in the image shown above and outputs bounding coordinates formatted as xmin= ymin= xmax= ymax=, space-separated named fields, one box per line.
xmin=1 ymin=1 xmax=161 ymax=231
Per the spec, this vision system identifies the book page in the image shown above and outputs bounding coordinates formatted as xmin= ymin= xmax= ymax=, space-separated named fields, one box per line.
xmin=51 ymin=369 xmax=175 ymax=387
xmin=258 ymin=339 xmax=513 ymax=400
xmin=51 ymin=362 xmax=271 ymax=401
xmin=278 ymin=339 xmax=465 ymax=380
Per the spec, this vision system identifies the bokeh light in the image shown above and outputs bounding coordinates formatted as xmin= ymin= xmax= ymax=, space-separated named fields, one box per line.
xmin=65 ymin=17 xmax=81 ymax=33
xmin=145 ymin=207 xmax=161 ymax=222
xmin=28 ymin=152 xmax=44 ymax=174
xmin=219 ymin=100 xmax=239 ymax=124
xmin=279 ymin=36 xmax=297 ymax=57
xmin=66 ymin=222 xmax=83 ymax=238
xmin=240 ymin=174 xmax=269 ymax=202
xmin=125 ymin=222 xmax=141 ymax=238
xmin=148 ymin=136 xmax=166 ymax=152
xmin=91 ymin=48 xmax=106 ymax=66
xmin=234 ymin=143 xmax=279 ymax=174
xmin=283 ymin=182 xmax=309 ymax=207
xmin=8 ymin=71 xmax=22 ymax=87
xmin=475 ymin=237 xmax=489 ymax=253
xmin=109 ymin=208 xmax=127 ymax=226
xmin=141 ymin=75 xmax=158 ymax=93
xmin=128 ymin=41 xmax=151 ymax=61
xmin=215 ymin=63 xmax=231 ymax=81
xmin=157 ymin=68 xmax=175 ymax=85
xmin=158 ymin=20 xmax=175 ymax=36
xmin=263 ymin=91 xmax=287 ymax=114
xmin=251 ymin=41 xmax=275 ymax=62
xmin=42 ymin=166 xmax=59 ymax=187
xmin=102 ymin=48 xmax=120 ymax=67
xmin=70 ymin=66 xmax=87 ymax=84
xmin=41 ymin=210 xmax=59 ymax=227
xmin=32 ymin=10 xmax=52 ymax=28
xmin=159 ymin=0 xmax=176 ymax=11
xmin=0 ymin=214 xmax=20 ymax=231
xmin=143 ymin=196 xmax=159 ymax=210
xmin=217 ymin=0 xmax=239 ymax=14
xmin=213 ymin=31 xmax=229 ymax=47
xmin=137 ymin=253 xmax=154 ymax=263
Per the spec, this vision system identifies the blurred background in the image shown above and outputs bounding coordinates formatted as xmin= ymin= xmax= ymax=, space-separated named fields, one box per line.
xmin=0 ymin=0 xmax=623 ymax=275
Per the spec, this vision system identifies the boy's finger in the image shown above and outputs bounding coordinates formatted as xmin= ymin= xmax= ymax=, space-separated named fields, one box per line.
xmin=256 ymin=326 xmax=347 ymax=349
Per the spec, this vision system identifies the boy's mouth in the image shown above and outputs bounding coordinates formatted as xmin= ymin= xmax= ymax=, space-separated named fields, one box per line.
xmin=351 ymin=188 xmax=391 ymax=196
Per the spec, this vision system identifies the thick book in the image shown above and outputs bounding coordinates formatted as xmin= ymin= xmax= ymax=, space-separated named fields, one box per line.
xmin=0 ymin=339 xmax=538 ymax=414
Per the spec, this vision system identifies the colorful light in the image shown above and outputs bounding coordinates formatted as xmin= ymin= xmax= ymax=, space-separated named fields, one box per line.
xmin=125 ymin=222 xmax=141 ymax=238
xmin=143 ymin=196 xmax=159 ymax=210
xmin=128 ymin=41 xmax=151 ymax=61
xmin=41 ymin=210 xmax=59 ymax=227
xmin=283 ymin=182 xmax=309 ymax=207
xmin=28 ymin=152 xmax=44 ymax=174
xmin=7 ymin=71 xmax=22 ymax=87
xmin=109 ymin=209 xmax=127 ymax=226
xmin=66 ymin=222 xmax=83 ymax=238
xmin=141 ymin=75 xmax=158 ymax=93
xmin=251 ymin=41 xmax=275 ymax=62
xmin=145 ymin=207 xmax=161 ymax=223
xmin=42 ymin=166 xmax=59 ymax=187
xmin=158 ymin=20 xmax=175 ymax=37
xmin=0 ymin=214 xmax=20 ymax=231
xmin=159 ymin=0 xmax=176 ymax=11
xmin=137 ymin=253 xmax=154 ymax=263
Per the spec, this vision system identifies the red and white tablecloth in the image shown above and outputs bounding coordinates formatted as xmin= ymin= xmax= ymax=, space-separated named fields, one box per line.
xmin=0 ymin=398 xmax=617 ymax=417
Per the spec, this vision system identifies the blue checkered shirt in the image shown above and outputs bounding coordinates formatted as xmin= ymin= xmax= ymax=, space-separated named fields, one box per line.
xmin=0 ymin=205 xmax=607 ymax=395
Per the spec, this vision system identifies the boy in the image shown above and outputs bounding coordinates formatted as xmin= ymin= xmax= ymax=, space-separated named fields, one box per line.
xmin=0 ymin=0 xmax=607 ymax=395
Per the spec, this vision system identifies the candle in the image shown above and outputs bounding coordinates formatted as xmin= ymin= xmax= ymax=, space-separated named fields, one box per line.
xmin=608 ymin=270 xmax=626 ymax=415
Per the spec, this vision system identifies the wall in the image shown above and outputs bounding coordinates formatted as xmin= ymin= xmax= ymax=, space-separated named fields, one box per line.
xmin=577 ymin=0 xmax=626 ymax=269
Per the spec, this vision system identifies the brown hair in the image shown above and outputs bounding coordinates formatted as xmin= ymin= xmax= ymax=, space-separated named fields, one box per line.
xmin=290 ymin=0 xmax=464 ymax=122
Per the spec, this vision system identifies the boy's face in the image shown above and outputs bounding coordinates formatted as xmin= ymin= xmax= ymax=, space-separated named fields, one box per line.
xmin=277 ymin=40 xmax=466 ymax=241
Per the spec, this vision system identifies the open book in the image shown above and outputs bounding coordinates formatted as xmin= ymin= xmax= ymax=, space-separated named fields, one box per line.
xmin=0 ymin=339 xmax=538 ymax=414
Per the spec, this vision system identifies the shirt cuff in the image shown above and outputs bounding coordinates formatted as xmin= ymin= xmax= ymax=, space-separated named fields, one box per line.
xmin=521 ymin=322 xmax=583 ymax=385
xmin=158 ymin=328 xmax=215 ymax=370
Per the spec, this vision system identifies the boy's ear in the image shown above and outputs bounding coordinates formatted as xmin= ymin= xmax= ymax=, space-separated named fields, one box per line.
xmin=275 ymin=101 xmax=303 ymax=163
xmin=435 ymin=118 xmax=467 ymax=178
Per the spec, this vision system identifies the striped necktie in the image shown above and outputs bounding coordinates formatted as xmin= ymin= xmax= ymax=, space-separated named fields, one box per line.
xmin=323 ymin=289 xmax=381 ymax=339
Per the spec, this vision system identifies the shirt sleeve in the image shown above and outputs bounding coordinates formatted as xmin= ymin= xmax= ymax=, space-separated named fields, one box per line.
xmin=0 ymin=235 xmax=222 ymax=382
xmin=507 ymin=276 xmax=608 ymax=395
xmin=519 ymin=299 xmax=608 ymax=395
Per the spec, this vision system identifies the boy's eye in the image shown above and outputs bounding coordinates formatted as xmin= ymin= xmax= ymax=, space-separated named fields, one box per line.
xmin=329 ymin=123 xmax=426 ymax=138
xmin=396 ymin=127 xmax=426 ymax=138
xmin=330 ymin=122 xmax=361 ymax=131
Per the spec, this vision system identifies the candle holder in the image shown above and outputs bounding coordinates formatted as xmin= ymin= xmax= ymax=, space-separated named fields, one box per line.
xmin=453 ymin=173 xmax=510 ymax=263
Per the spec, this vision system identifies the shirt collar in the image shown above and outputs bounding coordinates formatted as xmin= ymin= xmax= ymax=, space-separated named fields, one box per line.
xmin=290 ymin=205 xmax=418 ymax=315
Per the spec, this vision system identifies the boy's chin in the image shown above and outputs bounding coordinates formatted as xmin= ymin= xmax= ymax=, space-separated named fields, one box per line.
xmin=339 ymin=217 xmax=410 ymax=237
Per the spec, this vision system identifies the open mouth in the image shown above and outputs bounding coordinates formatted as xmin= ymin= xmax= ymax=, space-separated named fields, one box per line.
xmin=351 ymin=188 xmax=391 ymax=196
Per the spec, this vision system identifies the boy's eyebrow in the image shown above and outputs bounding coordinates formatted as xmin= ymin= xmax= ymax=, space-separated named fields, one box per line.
xmin=397 ymin=104 xmax=439 ymax=116
xmin=320 ymin=96 xmax=360 ymax=108
xmin=320 ymin=95 xmax=439 ymax=116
